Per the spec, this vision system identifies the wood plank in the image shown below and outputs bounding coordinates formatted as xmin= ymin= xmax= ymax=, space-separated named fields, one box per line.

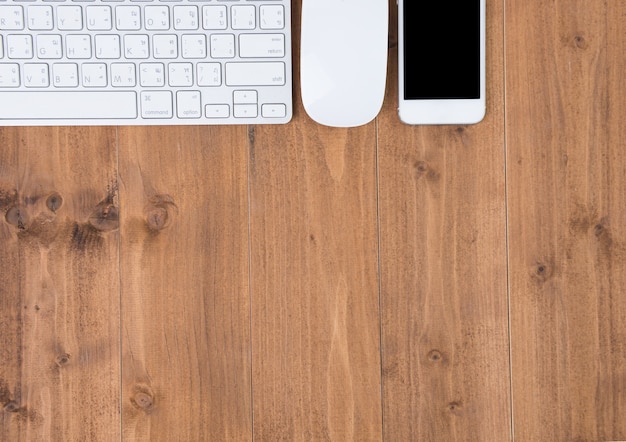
xmin=0 ymin=129 xmax=20 ymax=440
xmin=0 ymin=127 xmax=121 ymax=441
xmin=249 ymin=122 xmax=382 ymax=441
xmin=506 ymin=0 xmax=626 ymax=440
xmin=378 ymin=0 xmax=510 ymax=440
xmin=249 ymin=1 xmax=382 ymax=436
xmin=118 ymin=126 xmax=252 ymax=441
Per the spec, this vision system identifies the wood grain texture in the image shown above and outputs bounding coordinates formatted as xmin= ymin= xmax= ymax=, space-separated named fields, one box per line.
xmin=249 ymin=2 xmax=382 ymax=438
xmin=117 ymin=126 xmax=252 ymax=441
xmin=378 ymin=0 xmax=511 ymax=440
xmin=506 ymin=0 xmax=626 ymax=440
xmin=0 ymin=128 xmax=121 ymax=441
xmin=0 ymin=129 xmax=20 ymax=440
xmin=249 ymin=123 xmax=382 ymax=441
xmin=1 ymin=0 xmax=625 ymax=439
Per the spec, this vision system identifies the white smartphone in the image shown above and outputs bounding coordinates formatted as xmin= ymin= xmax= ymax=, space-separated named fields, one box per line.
xmin=398 ymin=0 xmax=486 ymax=125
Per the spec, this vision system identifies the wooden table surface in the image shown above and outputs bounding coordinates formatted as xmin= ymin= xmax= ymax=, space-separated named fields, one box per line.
xmin=1 ymin=0 xmax=624 ymax=440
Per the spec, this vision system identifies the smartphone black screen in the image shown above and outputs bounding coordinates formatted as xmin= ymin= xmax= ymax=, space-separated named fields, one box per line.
xmin=403 ymin=1 xmax=481 ymax=100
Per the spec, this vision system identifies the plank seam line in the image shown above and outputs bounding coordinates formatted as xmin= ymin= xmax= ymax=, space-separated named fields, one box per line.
xmin=116 ymin=126 xmax=123 ymax=442
xmin=375 ymin=116 xmax=385 ymax=441
xmin=501 ymin=0 xmax=515 ymax=440
xmin=246 ymin=125 xmax=255 ymax=442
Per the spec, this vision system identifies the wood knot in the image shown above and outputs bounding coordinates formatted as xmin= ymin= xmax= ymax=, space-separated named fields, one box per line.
xmin=146 ymin=207 xmax=169 ymax=231
xmin=531 ymin=260 xmax=554 ymax=283
xmin=382 ymin=361 xmax=399 ymax=380
xmin=594 ymin=223 xmax=604 ymax=237
xmin=427 ymin=350 xmax=443 ymax=363
xmin=3 ymin=401 xmax=19 ymax=413
xmin=55 ymin=353 xmax=70 ymax=366
xmin=415 ymin=161 xmax=428 ymax=173
xmin=5 ymin=205 xmax=29 ymax=230
xmin=89 ymin=202 xmax=119 ymax=232
xmin=134 ymin=392 xmax=154 ymax=410
xmin=451 ymin=125 xmax=471 ymax=146
xmin=448 ymin=401 xmax=463 ymax=415
xmin=0 ymin=188 xmax=18 ymax=211
xmin=145 ymin=195 xmax=177 ymax=233
xmin=46 ymin=193 xmax=63 ymax=213
xmin=414 ymin=160 xmax=440 ymax=182
xmin=593 ymin=218 xmax=609 ymax=239
xmin=131 ymin=386 xmax=155 ymax=412
xmin=574 ymin=34 xmax=588 ymax=49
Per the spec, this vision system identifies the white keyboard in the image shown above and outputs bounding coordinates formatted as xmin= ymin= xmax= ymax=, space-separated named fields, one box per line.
xmin=0 ymin=0 xmax=292 ymax=125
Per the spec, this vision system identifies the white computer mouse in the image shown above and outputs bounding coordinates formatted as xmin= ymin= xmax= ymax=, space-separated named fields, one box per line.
xmin=300 ymin=0 xmax=388 ymax=128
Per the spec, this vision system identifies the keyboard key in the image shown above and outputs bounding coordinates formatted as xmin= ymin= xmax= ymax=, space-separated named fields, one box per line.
xmin=209 ymin=33 xmax=234 ymax=58
xmin=262 ymin=103 xmax=286 ymax=118
xmin=36 ymin=34 xmax=62 ymax=58
xmin=260 ymin=4 xmax=283 ymax=29
xmin=239 ymin=33 xmax=284 ymax=58
xmin=115 ymin=5 xmax=141 ymax=30
xmin=139 ymin=62 xmax=165 ymax=86
xmin=66 ymin=34 xmax=91 ymax=58
xmin=231 ymin=5 xmax=255 ymax=30
xmin=140 ymin=90 xmax=172 ymax=118
xmin=6 ymin=34 xmax=33 ymax=58
xmin=181 ymin=34 xmax=206 ymax=58
xmin=124 ymin=34 xmax=150 ymax=58
xmin=176 ymin=90 xmax=201 ymax=118
xmin=202 ymin=5 xmax=226 ymax=30
xmin=0 ymin=6 xmax=24 ymax=30
xmin=52 ymin=63 xmax=78 ymax=86
xmin=234 ymin=104 xmax=257 ymax=118
xmin=82 ymin=62 xmax=107 ymax=86
xmin=225 ymin=62 xmax=285 ymax=86
xmin=233 ymin=89 xmax=257 ymax=104
xmin=0 ymin=91 xmax=137 ymax=118
xmin=197 ymin=62 xmax=221 ymax=86
xmin=205 ymin=104 xmax=229 ymax=118
xmin=144 ymin=5 xmax=169 ymax=30
xmin=23 ymin=63 xmax=50 ymax=87
xmin=86 ymin=5 xmax=112 ymax=30
xmin=27 ymin=5 xmax=54 ymax=30
xmin=56 ymin=5 xmax=82 ymax=30
xmin=110 ymin=62 xmax=136 ymax=86
xmin=95 ymin=34 xmax=121 ymax=58
xmin=168 ymin=62 xmax=193 ymax=86
xmin=153 ymin=34 xmax=178 ymax=58
xmin=0 ymin=63 xmax=20 ymax=87
xmin=173 ymin=5 xmax=198 ymax=30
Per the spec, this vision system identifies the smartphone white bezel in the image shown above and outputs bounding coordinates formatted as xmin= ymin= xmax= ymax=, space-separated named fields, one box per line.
xmin=398 ymin=0 xmax=486 ymax=125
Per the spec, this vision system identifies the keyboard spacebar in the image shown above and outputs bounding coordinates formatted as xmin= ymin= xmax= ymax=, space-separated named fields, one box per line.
xmin=0 ymin=91 xmax=137 ymax=120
